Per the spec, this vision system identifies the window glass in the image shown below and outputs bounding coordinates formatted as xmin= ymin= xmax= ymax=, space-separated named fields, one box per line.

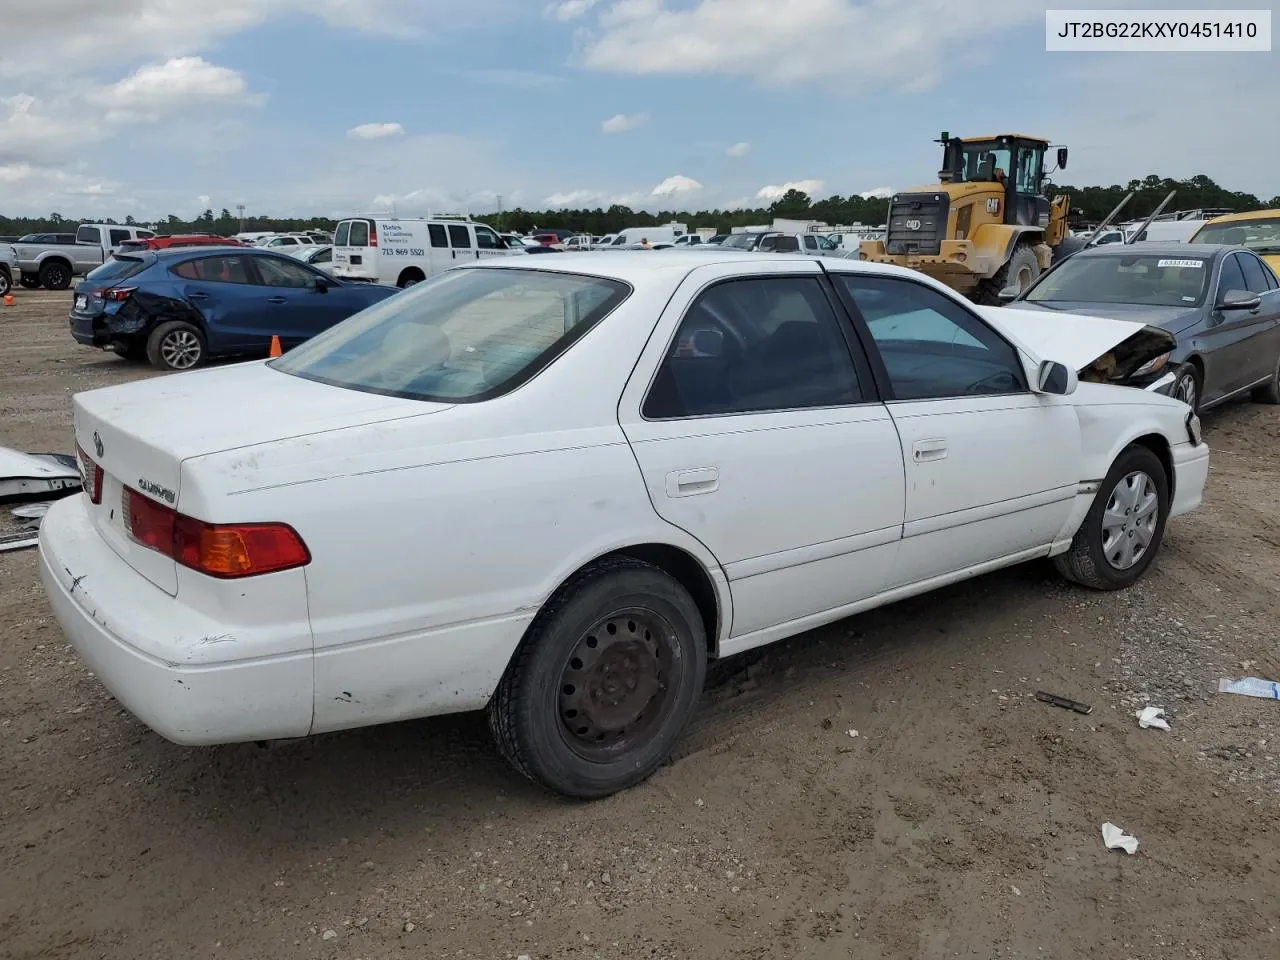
xmin=85 ymin=256 xmax=149 ymax=284
xmin=839 ymin=274 xmax=1026 ymax=400
xmin=475 ymin=226 xmax=502 ymax=250
xmin=1238 ymin=253 xmax=1271 ymax=294
xmin=642 ymin=277 xmax=862 ymax=419
xmin=256 ymin=256 xmax=320 ymax=288
xmin=335 ymin=221 xmax=351 ymax=247
xmin=803 ymin=235 xmax=818 ymax=250
xmin=349 ymin=220 xmax=370 ymax=246
xmin=1025 ymin=253 xmax=1210 ymax=307
xmin=1217 ymin=254 xmax=1247 ymax=296
xmin=1192 ymin=216 xmax=1280 ymax=256
xmin=77 ymin=226 xmax=101 ymax=244
xmin=272 ymin=268 xmax=629 ymax=402
xmin=428 ymin=224 xmax=448 ymax=248
xmin=138 ymin=231 xmax=156 ymax=239
xmin=1014 ymin=147 xmax=1040 ymax=193
xmin=1259 ymin=259 xmax=1279 ymax=290
xmin=448 ymin=224 xmax=472 ymax=248
xmin=760 ymin=235 xmax=799 ymax=252
xmin=109 ymin=229 xmax=131 ymax=246
xmin=171 ymin=255 xmax=255 ymax=284
xmin=959 ymin=145 xmax=1011 ymax=184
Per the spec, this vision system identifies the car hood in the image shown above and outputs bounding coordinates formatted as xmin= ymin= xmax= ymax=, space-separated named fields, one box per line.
xmin=1008 ymin=300 xmax=1202 ymax=335
xmin=975 ymin=304 xmax=1178 ymax=382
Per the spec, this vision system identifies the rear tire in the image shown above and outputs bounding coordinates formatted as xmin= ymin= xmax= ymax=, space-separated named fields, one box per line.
xmin=0 ymin=267 xmax=10 ymax=297
xmin=39 ymin=260 xmax=72 ymax=291
xmin=1053 ymin=444 xmax=1170 ymax=591
xmin=397 ymin=268 xmax=425 ymax=288
xmin=975 ymin=243 xmax=1040 ymax=305
xmin=487 ymin=558 xmax=707 ymax=799
xmin=19 ymin=274 xmax=41 ymax=289
xmin=146 ymin=320 xmax=206 ymax=371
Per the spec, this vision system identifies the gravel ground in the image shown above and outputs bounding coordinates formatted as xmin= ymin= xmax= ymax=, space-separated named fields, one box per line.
xmin=1 ymin=288 xmax=1278 ymax=960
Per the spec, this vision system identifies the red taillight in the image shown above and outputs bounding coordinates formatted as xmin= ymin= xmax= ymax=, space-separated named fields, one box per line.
xmin=103 ymin=287 xmax=136 ymax=302
xmin=368 ymin=221 xmax=377 ymax=248
xmin=75 ymin=442 xmax=104 ymax=504
xmin=123 ymin=487 xmax=310 ymax=578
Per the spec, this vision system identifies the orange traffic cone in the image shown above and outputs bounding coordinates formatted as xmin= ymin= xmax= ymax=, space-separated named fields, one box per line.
xmin=268 ymin=334 xmax=282 ymax=357
xmin=2 ymin=294 xmax=13 ymax=307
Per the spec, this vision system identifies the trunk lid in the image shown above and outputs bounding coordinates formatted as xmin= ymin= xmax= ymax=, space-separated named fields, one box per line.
xmin=976 ymin=304 xmax=1177 ymax=382
xmin=72 ymin=361 xmax=451 ymax=594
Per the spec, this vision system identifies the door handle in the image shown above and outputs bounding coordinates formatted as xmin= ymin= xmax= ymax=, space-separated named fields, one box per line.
xmin=187 ymin=291 xmax=208 ymax=300
xmin=665 ymin=467 xmax=719 ymax=498
xmin=267 ymin=296 xmax=287 ymax=304
xmin=912 ymin=439 xmax=948 ymax=462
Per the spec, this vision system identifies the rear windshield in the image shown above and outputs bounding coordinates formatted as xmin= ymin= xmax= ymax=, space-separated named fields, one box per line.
xmin=84 ymin=255 xmax=149 ymax=284
xmin=271 ymin=267 xmax=630 ymax=402
xmin=720 ymin=234 xmax=761 ymax=250
xmin=1023 ymin=253 xmax=1211 ymax=307
xmin=1191 ymin=216 xmax=1280 ymax=255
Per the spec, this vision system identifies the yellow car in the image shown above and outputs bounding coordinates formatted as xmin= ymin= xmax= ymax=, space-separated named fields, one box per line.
xmin=1189 ymin=208 xmax=1280 ymax=273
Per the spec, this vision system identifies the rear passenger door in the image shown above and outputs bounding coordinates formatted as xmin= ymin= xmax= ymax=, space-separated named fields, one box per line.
xmin=830 ymin=270 xmax=1081 ymax=588
xmin=618 ymin=260 xmax=906 ymax=650
xmin=170 ymin=254 xmax=265 ymax=352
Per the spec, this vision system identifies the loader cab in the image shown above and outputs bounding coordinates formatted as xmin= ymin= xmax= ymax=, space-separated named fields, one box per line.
xmin=940 ymin=134 xmax=1066 ymax=230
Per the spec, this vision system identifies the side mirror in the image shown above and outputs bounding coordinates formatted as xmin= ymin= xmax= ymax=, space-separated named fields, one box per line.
xmin=997 ymin=283 xmax=1021 ymax=302
xmin=1035 ymin=359 xmax=1077 ymax=396
xmin=1218 ymin=289 xmax=1261 ymax=311
xmin=1056 ymin=146 xmax=1068 ymax=169
xmin=310 ymin=275 xmax=331 ymax=292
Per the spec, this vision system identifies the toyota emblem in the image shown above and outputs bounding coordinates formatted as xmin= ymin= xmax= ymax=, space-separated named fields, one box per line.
xmin=92 ymin=431 xmax=104 ymax=458
xmin=905 ymin=219 xmax=922 ymax=231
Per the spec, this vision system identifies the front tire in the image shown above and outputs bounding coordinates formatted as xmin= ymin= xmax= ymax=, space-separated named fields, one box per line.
xmin=146 ymin=320 xmax=206 ymax=371
xmin=487 ymin=558 xmax=707 ymax=799
xmin=1172 ymin=363 xmax=1201 ymax=413
xmin=975 ymin=243 xmax=1041 ymax=305
xmin=1053 ymin=444 xmax=1170 ymax=590
xmin=0 ymin=268 xmax=10 ymax=297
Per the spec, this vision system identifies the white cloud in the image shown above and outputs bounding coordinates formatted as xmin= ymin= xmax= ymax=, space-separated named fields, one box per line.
xmin=757 ymin=179 xmax=824 ymax=200
xmin=601 ymin=112 xmax=649 ymax=134
xmin=347 ymin=122 xmax=406 ymax=140
xmin=571 ymin=0 xmax=1135 ymax=90
xmin=545 ymin=189 xmax=604 ymax=206
xmin=651 ymin=175 xmax=702 ymax=197
xmin=87 ymin=57 xmax=255 ymax=123
xmin=859 ymin=187 xmax=893 ymax=200
xmin=196 ymin=194 xmax=211 ymax=208
xmin=726 ymin=141 xmax=751 ymax=158
xmin=546 ymin=0 xmax=599 ymax=19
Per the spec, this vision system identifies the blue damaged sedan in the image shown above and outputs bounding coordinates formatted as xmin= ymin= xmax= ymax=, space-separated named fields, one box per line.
xmin=69 ymin=246 xmax=399 ymax=371
xmin=1008 ymin=242 xmax=1280 ymax=413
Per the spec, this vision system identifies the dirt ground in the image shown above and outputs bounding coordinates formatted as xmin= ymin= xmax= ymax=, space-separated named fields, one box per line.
xmin=2 ymin=287 xmax=1278 ymax=960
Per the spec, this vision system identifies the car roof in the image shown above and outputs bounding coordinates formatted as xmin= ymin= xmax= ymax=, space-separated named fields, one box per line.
xmin=150 ymin=244 xmax=290 ymax=259
xmin=1073 ymin=242 xmax=1229 ymax=259
xmin=1201 ymin=207 xmax=1279 ymax=224
xmin=464 ymin=249 xmax=945 ymax=286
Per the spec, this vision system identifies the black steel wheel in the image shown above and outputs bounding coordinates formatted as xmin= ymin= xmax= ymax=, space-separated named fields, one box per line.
xmin=488 ymin=557 xmax=707 ymax=799
xmin=39 ymin=260 xmax=72 ymax=290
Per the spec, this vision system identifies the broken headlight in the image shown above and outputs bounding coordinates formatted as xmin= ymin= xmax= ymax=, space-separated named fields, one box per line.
xmin=1132 ymin=352 xmax=1171 ymax=378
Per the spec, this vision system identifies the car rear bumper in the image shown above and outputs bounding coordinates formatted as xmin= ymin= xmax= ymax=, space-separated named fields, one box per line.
xmin=1169 ymin=439 xmax=1209 ymax=519
xmin=37 ymin=495 xmax=313 ymax=745
xmin=68 ymin=311 xmax=109 ymax=346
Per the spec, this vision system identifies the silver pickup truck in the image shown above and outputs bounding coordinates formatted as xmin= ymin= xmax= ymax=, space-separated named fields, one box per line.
xmin=12 ymin=233 xmax=104 ymax=290
xmin=0 ymin=243 xmax=15 ymax=297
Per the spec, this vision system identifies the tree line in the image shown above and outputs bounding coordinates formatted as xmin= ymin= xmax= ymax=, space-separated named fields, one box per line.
xmin=3 ymin=174 xmax=1277 ymax=240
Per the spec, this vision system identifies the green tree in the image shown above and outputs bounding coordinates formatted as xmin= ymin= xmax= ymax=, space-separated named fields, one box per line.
xmin=769 ymin=188 xmax=812 ymax=219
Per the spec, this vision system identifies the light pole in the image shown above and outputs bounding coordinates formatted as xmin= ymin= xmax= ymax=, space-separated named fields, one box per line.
xmin=236 ymin=204 xmax=245 ymax=233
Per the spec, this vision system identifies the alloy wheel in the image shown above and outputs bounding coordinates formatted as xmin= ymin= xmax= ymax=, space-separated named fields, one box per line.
xmin=160 ymin=330 xmax=202 ymax=369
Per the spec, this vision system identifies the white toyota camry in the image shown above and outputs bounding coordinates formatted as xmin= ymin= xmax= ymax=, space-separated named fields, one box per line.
xmin=39 ymin=251 xmax=1209 ymax=798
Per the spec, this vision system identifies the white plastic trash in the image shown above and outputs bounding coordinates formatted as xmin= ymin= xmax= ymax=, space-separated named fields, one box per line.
xmin=1101 ymin=822 xmax=1139 ymax=854
xmin=1218 ymin=677 xmax=1280 ymax=700
xmin=1136 ymin=706 xmax=1170 ymax=730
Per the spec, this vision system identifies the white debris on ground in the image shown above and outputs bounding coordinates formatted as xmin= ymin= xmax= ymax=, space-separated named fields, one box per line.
xmin=1137 ymin=706 xmax=1171 ymax=730
xmin=1101 ymin=822 xmax=1139 ymax=854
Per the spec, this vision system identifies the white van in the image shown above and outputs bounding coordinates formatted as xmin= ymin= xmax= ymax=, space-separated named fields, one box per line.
xmin=602 ymin=225 xmax=687 ymax=249
xmin=331 ymin=216 xmax=519 ymax=287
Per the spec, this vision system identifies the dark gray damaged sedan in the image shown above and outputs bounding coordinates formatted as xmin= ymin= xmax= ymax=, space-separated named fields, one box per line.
xmin=1010 ymin=243 xmax=1280 ymax=413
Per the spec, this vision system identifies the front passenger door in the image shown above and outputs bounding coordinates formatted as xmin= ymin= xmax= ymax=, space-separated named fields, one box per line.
xmin=252 ymin=255 xmax=348 ymax=344
xmin=833 ymin=272 xmax=1081 ymax=588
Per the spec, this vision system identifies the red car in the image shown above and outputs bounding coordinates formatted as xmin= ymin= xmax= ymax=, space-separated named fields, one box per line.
xmin=116 ymin=234 xmax=244 ymax=253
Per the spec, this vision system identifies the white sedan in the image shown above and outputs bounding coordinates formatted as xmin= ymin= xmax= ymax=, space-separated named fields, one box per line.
xmin=38 ymin=252 xmax=1209 ymax=798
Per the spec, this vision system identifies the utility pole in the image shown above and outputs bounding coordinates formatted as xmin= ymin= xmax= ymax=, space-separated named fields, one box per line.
xmin=236 ymin=204 xmax=245 ymax=233
xmin=497 ymin=194 xmax=504 ymax=232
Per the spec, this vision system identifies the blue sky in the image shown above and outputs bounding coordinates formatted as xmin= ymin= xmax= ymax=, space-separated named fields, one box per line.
xmin=1 ymin=0 xmax=1276 ymax=220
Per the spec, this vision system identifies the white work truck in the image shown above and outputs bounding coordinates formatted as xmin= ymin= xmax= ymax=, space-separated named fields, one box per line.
xmin=330 ymin=216 xmax=519 ymax=287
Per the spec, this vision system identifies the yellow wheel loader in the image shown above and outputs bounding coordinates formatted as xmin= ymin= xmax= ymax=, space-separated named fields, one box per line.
xmin=858 ymin=133 xmax=1082 ymax=304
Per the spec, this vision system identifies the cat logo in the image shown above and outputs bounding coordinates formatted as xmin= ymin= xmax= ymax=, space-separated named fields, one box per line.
xmin=905 ymin=219 xmax=922 ymax=231
xmin=986 ymin=198 xmax=1000 ymax=214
